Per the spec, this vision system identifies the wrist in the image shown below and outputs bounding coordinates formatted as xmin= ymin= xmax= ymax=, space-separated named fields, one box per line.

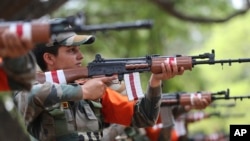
xmin=81 ymin=85 xmax=87 ymax=100
xmin=149 ymin=74 xmax=161 ymax=87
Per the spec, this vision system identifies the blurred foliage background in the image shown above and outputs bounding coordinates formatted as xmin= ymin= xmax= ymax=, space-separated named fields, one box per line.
xmin=48 ymin=0 xmax=250 ymax=138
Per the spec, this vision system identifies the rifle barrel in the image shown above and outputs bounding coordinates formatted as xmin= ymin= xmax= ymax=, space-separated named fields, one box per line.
xmin=212 ymin=95 xmax=250 ymax=101
xmin=52 ymin=20 xmax=154 ymax=34
xmin=194 ymin=58 xmax=250 ymax=66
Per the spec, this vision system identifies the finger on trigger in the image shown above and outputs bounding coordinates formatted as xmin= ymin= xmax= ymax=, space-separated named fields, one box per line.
xmin=101 ymin=76 xmax=116 ymax=83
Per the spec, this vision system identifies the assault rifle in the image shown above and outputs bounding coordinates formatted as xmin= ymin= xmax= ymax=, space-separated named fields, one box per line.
xmin=36 ymin=50 xmax=250 ymax=83
xmin=0 ymin=13 xmax=153 ymax=46
xmin=161 ymin=88 xmax=250 ymax=106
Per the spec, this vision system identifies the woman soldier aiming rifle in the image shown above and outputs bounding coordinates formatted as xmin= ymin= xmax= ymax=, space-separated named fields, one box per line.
xmin=13 ymin=19 xmax=191 ymax=141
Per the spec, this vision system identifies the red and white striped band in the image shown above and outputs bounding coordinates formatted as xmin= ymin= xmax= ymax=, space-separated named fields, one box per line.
xmin=9 ymin=23 xmax=32 ymax=40
xmin=165 ymin=57 xmax=177 ymax=70
xmin=124 ymin=72 xmax=144 ymax=101
xmin=44 ymin=70 xmax=67 ymax=84
xmin=190 ymin=93 xmax=202 ymax=105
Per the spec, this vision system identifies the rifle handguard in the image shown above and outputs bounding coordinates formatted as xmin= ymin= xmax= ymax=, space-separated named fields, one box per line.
xmin=151 ymin=56 xmax=193 ymax=72
xmin=179 ymin=93 xmax=212 ymax=106
xmin=0 ymin=22 xmax=50 ymax=47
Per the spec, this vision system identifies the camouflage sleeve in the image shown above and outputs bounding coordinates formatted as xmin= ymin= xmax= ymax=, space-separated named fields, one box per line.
xmin=2 ymin=52 xmax=36 ymax=90
xmin=29 ymin=82 xmax=83 ymax=107
xmin=14 ymin=82 xmax=83 ymax=123
xmin=131 ymin=85 xmax=161 ymax=127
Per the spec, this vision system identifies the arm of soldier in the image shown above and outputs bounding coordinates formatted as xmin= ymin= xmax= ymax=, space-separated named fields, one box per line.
xmin=131 ymin=61 xmax=184 ymax=127
xmin=131 ymin=84 xmax=161 ymax=127
xmin=0 ymin=29 xmax=35 ymax=91
xmin=21 ymin=82 xmax=84 ymax=108
xmin=29 ymin=79 xmax=117 ymax=107
xmin=13 ymin=82 xmax=84 ymax=122
xmin=2 ymin=52 xmax=36 ymax=91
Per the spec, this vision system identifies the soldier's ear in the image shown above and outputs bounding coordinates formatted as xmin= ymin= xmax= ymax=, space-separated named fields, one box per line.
xmin=43 ymin=52 xmax=55 ymax=66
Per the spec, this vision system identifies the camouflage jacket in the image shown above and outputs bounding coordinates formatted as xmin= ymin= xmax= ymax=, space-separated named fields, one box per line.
xmin=14 ymin=82 xmax=161 ymax=141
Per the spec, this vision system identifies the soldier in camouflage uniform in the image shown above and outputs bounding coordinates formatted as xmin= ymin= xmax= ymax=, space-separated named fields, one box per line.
xmin=14 ymin=26 xmax=185 ymax=141
xmin=144 ymin=103 xmax=211 ymax=141
xmin=0 ymin=30 xmax=36 ymax=141
xmin=102 ymin=85 xmax=211 ymax=141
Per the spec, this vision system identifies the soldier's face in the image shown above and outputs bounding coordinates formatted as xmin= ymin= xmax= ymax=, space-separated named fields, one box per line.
xmin=50 ymin=46 xmax=83 ymax=70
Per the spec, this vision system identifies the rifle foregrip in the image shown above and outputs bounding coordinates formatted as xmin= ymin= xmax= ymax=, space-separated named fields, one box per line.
xmin=151 ymin=56 xmax=193 ymax=73
xmin=179 ymin=94 xmax=212 ymax=106
xmin=0 ymin=22 xmax=50 ymax=47
xmin=176 ymin=56 xmax=193 ymax=70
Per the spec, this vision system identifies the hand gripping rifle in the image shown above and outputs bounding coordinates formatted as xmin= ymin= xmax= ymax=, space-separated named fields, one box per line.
xmin=36 ymin=50 xmax=250 ymax=83
xmin=161 ymin=88 xmax=250 ymax=106
xmin=0 ymin=13 xmax=153 ymax=47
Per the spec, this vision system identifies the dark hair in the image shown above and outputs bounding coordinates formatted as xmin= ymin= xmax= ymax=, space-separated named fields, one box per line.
xmin=32 ymin=43 xmax=60 ymax=71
